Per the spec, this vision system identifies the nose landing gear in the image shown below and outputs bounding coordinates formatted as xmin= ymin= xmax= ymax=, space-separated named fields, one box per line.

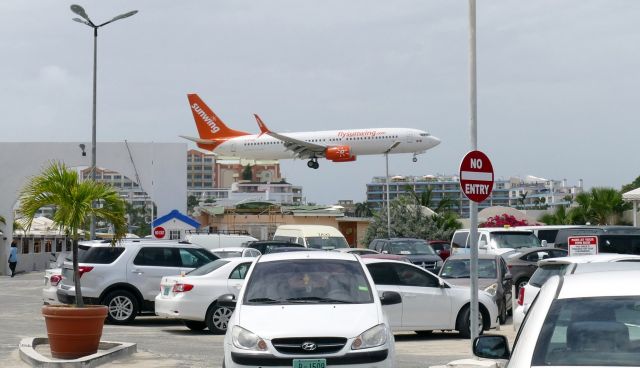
xmin=307 ymin=158 xmax=319 ymax=169
xmin=412 ymin=154 xmax=418 ymax=163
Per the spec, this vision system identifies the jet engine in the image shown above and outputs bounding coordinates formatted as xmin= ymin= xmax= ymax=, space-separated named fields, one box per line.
xmin=325 ymin=146 xmax=356 ymax=162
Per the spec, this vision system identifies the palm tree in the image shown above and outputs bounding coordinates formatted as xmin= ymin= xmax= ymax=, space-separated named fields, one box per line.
xmin=18 ymin=162 xmax=127 ymax=307
xmin=539 ymin=206 xmax=571 ymax=225
xmin=354 ymin=202 xmax=373 ymax=217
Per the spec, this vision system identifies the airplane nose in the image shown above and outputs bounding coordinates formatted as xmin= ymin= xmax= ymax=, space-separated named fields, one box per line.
xmin=430 ymin=136 xmax=441 ymax=147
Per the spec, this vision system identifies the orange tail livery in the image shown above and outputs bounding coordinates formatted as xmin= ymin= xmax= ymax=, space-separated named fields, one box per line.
xmin=185 ymin=94 xmax=250 ymax=151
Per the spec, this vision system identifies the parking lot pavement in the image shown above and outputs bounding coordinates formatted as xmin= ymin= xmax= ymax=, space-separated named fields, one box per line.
xmin=0 ymin=272 xmax=517 ymax=367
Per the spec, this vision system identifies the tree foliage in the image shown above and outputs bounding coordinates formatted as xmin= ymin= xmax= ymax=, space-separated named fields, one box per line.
xmin=18 ymin=162 xmax=127 ymax=307
xmin=354 ymin=202 xmax=373 ymax=217
xmin=242 ymin=164 xmax=253 ymax=181
xmin=622 ymin=175 xmax=640 ymax=194
xmin=538 ymin=187 xmax=630 ymax=225
xmin=363 ymin=195 xmax=461 ymax=245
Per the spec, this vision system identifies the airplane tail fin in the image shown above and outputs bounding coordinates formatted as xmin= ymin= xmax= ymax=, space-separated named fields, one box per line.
xmin=254 ymin=114 xmax=271 ymax=137
xmin=187 ymin=94 xmax=250 ymax=140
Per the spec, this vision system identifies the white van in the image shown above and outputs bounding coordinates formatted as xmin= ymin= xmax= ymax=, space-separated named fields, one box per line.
xmin=184 ymin=233 xmax=257 ymax=250
xmin=451 ymin=227 xmax=542 ymax=256
xmin=272 ymin=225 xmax=349 ymax=250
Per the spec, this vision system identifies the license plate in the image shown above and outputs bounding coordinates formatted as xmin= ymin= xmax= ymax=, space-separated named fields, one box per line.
xmin=292 ymin=359 xmax=326 ymax=368
xmin=163 ymin=286 xmax=171 ymax=296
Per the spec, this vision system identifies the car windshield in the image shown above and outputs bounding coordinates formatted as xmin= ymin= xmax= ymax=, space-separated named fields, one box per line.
xmin=490 ymin=232 xmax=541 ymax=249
xmin=213 ymin=251 xmax=242 ymax=258
xmin=243 ymin=259 xmax=373 ymax=304
xmin=532 ymin=296 xmax=640 ymax=366
xmin=529 ymin=264 xmax=569 ymax=287
xmin=187 ymin=259 xmax=230 ymax=276
xmin=306 ymin=237 xmax=349 ymax=250
xmin=440 ymin=259 xmax=497 ymax=279
xmin=389 ymin=240 xmax=436 ymax=255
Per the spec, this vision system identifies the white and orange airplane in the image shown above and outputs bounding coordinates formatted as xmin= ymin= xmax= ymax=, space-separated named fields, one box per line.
xmin=180 ymin=94 xmax=441 ymax=169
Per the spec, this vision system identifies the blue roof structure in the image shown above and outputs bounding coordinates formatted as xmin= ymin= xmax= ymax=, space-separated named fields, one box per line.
xmin=152 ymin=209 xmax=200 ymax=229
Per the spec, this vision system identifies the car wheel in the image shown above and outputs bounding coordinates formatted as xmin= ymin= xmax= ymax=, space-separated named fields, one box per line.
xmin=183 ymin=320 xmax=207 ymax=331
xmin=415 ymin=330 xmax=433 ymax=337
xmin=457 ymin=305 xmax=484 ymax=339
xmin=206 ymin=303 xmax=234 ymax=334
xmin=498 ymin=300 xmax=508 ymax=325
xmin=104 ymin=290 xmax=138 ymax=324
xmin=516 ymin=278 xmax=529 ymax=294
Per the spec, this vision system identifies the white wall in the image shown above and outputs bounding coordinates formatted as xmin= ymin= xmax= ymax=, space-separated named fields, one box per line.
xmin=0 ymin=142 xmax=187 ymax=275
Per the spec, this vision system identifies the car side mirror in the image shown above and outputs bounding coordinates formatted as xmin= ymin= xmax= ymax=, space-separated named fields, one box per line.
xmin=380 ymin=291 xmax=402 ymax=305
xmin=541 ymin=240 xmax=548 ymax=247
xmin=504 ymin=272 xmax=512 ymax=281
xmin=473 ymin=335 xmax=511 ymax=360
xmin=478 ymin=240 xmax=488 ymax=249
xmin=382 ymin=250 xmax=388 ymax=254
xmin=438 ymin=278 xmax=447 ymax=288
xmin=218 ymin=293 xmax=237 ymax=308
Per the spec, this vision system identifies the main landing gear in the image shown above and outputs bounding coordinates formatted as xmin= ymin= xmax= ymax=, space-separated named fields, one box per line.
xmin=307 ymin=158 xmax=319 ymax=169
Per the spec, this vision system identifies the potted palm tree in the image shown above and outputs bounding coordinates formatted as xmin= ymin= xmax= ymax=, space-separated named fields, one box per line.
xmin=19 ymin=162 xmax=127 ymax=359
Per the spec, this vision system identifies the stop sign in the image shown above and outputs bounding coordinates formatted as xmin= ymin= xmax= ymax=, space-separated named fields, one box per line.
xmin=153 ymin=226 xmax=166 ymax=239
xmin=459 ymin=150 xmax=494 ymax=202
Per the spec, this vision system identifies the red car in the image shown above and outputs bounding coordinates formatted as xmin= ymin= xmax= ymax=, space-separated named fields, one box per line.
xmin=428 ymin=240 xmax=451 ymax=261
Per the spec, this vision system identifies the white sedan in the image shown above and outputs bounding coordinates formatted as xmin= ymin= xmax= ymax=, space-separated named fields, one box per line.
xmin=210 ymin=247 xmax=261 ymax=258
xmin=474 ymin=270 xmax=640 ymax=367
xmin=155 ymin=257 xmax=255 ymax=333
xmin=42 ymin=268 xmax=62 ymax=305
xmin=362 ymin=258 xmax=498 ymax=338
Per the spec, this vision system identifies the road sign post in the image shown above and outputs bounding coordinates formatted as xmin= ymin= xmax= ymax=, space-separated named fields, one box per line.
xmin=459 ymin=150 xmax=494 ymax=342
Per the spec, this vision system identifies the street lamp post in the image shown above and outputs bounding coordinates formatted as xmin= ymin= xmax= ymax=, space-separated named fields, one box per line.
xmin=70 ymin=5 xmax=138 ymax=240
xmin=384 ymin=142 xmax=400 ymax=239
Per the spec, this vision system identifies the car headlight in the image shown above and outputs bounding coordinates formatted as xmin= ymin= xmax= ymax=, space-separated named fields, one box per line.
xmin=484 ymin=283 xmax=498 ymax=296
xmin=232 ymin=326 xmax=267 ymax=351
xmin=351 ymin=324 xmax=387 ymax=350
xmin=436 ymin=260 xmax=443 ymax=267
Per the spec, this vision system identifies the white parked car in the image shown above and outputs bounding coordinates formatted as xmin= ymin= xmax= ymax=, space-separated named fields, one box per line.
xmin=513 ymin=253 xmax=640 ymax=331
xmin=57 ymin=239 xmax=219 ymax=323
xmin=474 ymin=270 xmax=640 ymax=367
xmin=222 ymin=251 xmax=398 ymax=367
xmin=155 ymin=257 xmax=255 ymax=333
xmin=210 ymin=247 xmax=261 ymax=258
xmin=42 ymin=268 xmax=62 ymax=305
xmin=363 ymin=258 xmax=499 ymax=338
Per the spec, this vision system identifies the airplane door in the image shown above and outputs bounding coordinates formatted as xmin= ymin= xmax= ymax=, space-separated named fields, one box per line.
xmin=230 ymin=142 xmax=237 ymax=154
xmin=406 ymin=133 xmax=415 ymax=144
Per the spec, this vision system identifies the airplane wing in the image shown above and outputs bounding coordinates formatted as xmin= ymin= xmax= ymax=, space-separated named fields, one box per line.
xmin=254 ymin=114 xmax=326 ymax=159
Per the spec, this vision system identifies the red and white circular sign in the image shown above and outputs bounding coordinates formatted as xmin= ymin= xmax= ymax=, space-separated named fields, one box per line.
xmin=459 ymin=150 xmax=494 ymax=202
xmin=153 ymin=226 xmax=166 ymax=239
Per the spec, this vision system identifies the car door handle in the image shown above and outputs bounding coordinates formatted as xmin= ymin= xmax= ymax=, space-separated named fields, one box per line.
xmin=131 ymin=269 xmax=143 ymax=275
xmin=403 ymin=294 xmax=417 ymax=298
xmin=233 ymin=284 xmax=242 ymax=290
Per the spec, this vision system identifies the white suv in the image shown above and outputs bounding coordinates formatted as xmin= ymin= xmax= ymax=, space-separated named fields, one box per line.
xmin=57 ymin=239 xmax=218 ymax=324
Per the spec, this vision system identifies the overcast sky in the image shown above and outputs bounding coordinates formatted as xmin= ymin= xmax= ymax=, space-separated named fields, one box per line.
xmin=2 ymin=1 xmax=638 ymax=205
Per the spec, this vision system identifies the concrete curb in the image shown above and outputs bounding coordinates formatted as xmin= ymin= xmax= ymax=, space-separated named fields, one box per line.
xmin=19 ymin=337 xmax=136 ymax=367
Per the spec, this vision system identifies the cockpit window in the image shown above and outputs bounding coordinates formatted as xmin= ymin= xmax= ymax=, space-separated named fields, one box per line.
xmin=420 ymin=133 xmax=430 ymax=137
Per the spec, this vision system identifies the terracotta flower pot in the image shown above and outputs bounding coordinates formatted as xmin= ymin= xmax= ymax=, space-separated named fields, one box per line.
xmin=42 ymin=304 xmax=108 ymax=359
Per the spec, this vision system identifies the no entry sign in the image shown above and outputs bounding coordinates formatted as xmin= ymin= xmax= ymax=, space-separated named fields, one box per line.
xmin=153 ymin=226 xmax=166 ymax=239
xmin=568 ymin=236 xmax=598 ymax=256
xmin=459 ymin=150 xmax=494 ymax=202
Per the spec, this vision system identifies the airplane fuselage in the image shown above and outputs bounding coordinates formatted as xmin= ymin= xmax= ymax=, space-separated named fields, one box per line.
xmin=214 ymin=128 xmax=440 ymax=160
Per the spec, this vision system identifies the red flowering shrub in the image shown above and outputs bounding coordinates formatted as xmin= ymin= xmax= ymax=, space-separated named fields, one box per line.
xmin=480 ymin=214 xmax=529 ymax=228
